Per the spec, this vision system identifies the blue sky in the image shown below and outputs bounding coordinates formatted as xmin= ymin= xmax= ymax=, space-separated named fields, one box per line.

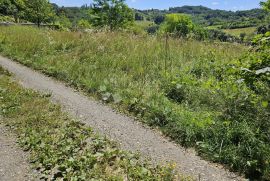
xmin=51 ymin=0 xmax=263 ymax=11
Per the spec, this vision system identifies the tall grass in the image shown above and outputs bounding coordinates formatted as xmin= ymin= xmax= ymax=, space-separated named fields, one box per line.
xmin=0 ymin=26 xmax=269 ymax=179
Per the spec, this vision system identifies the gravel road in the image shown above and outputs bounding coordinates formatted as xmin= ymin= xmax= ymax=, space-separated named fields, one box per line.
xmin=0 ymin=56 xmax=245 ymax=181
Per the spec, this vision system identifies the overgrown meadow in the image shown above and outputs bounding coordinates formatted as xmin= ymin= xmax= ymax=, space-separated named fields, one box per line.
xmin=0 ymin=26 xmax=269 ymax=179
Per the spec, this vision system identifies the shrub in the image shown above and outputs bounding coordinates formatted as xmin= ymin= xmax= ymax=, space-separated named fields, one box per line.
xmin=160 ymin=13 xmax=194 ymax=37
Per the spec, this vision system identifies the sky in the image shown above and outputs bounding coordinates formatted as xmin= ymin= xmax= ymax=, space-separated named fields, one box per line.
xmin=51 ymin=0 xmax=263 ymax=11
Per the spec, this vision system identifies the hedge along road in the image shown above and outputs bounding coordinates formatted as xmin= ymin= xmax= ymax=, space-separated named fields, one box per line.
xmin=0 ymin=56 xmax=245 ymax=181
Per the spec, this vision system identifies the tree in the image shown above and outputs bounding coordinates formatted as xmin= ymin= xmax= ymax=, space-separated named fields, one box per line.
xmin=0 ymin=0 xmax=25 ymax=22
xmin=24 ymin=0 xmax=54 ymax=27
xmin=91 ymin=0 xmax=134 ymax=30
xmin=261 ymin=0 xmax=270 ymax=11
xmin=160 ymin=13 xmax=194 ymax=37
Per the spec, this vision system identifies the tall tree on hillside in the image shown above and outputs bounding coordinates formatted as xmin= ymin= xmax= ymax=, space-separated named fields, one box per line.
xmin=91 ymin=0 xmax=134 ymax=30
xmin=24 ymin=0 xmax=54 ymax=27
xmin=0 ymin=0 xmax=25 ymax=22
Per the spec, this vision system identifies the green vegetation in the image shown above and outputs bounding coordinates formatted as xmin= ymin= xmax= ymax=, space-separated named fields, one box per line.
xmin=77 ymin=19 xmax=91 ymax=29
xmin=0 ymin=0 xmax=25 ymax=22
xmin=24 ymin=0 xmax=54 ymax=27
xmin=136 ymin=6 xmax=267 ymax=29
xmin=1 ymin=0 xmax=268 ymax=40
xmin=160 ymin=14 xmax=194 ymax=37
xmin=53 ymin=6 xmax=90 ymax=27
xmin=222 ymin=27 xmax=257 ymax=37
xmin=0 ymin=14 xmax=14 ymax=22
xmin=130 ymin=21 xmax=156 ymax=35
xmin=0 ymin=0 xmax=269 ymax=180
xmin=1 ymin=25 xmax=269 ymax=180
xmin=169 ymin=6 xmax=266 ymax=29
xmin=91 ymin=0 xmax=134 ymax=30
xmin=158 ymin=14 xmax=208 ymax=41
xmin=0 ymin=0 xmax=55 ymax=26
xmin=261 ymin=0 xmax=270 ymax=11
xmin=134 ymin=5 xmax=269 ymax=41
xmin=0 ymin=0 xmax=134 ymax=30
xmin=54 ymin=14 xmax=72 ymax=30
xmin=134 ymin=20 xmax=154 ymax=31
xmin=0 ymin=0 xmax=269 ymax=45
xmin=0 ymin=66 xmax=184 ymax=180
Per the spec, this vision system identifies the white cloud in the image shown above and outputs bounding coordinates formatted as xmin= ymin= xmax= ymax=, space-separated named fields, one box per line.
xmin=212 ymin=2 xmax=219 ymax=6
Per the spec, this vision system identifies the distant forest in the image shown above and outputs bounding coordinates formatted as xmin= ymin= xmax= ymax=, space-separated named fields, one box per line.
xmin=137 ymin=6 xmax=267 ymax=29
xmin=1 ymin=1 xmax=270 ymax=43
xmin=53 ymin=4 xmax=268 ymax=29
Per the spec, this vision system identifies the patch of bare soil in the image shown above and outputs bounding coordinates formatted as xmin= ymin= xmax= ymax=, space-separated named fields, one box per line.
xmin=0 ymin=124 xmax=35 ymax=181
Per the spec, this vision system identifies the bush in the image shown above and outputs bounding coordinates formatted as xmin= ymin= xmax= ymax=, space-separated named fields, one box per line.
xmin=77 ymin=19 xmax=91 ymax=29
xmin=160 ymin=13 xmax=194 ymax=37
xmin=208 ymin=29 xmax=240 ymax=42
xmin=0 ymin=15 xmax=15 ymax=22
xmin=146 ymin=25 xmax=159 ymax=34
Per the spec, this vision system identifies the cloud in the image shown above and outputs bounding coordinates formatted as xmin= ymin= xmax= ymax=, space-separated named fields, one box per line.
xmin=212 ymin=2 xmax=219 ymax=5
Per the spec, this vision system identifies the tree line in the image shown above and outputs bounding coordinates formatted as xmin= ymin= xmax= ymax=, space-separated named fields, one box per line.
xmin=0 ymin=0 xmax=134 ymax=29
xmin=1 ymin=0 xmax=269 ymax=43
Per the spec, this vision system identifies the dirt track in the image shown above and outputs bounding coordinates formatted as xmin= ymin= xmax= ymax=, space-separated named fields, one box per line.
xmin=0 ymin=124 xmax=34 ymax=181
xmin=0 ymin=56 xmax=245 ymax=181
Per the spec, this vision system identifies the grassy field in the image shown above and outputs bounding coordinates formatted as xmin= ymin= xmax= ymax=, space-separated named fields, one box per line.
xmin=135 ymin=20 xmax=155 ymax=28
xmin=0 ymin=26 xmax=269 ymax=179
xmin=0 ymin=66 xmax=184 ymax=180
xmin=206 ymin=25 xmax=222 ymax=30
xmin=222 ymin=27 xmax=257 ymax=37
